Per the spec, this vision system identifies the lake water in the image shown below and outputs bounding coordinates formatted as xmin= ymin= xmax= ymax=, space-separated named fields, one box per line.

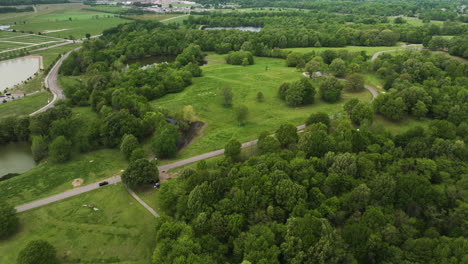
xmin=127 ymin=55 xmax=176 ymax=68
xmin=0 ymin=142 xmax=36 ymax=177
xmin=0 ymin=57 xmax=41 ymax=92
xmin=203 ymin=26 xmax=262 ymax=32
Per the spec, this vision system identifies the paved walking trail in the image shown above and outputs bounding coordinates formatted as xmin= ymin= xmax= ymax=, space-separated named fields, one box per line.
xmin=14 ymin=43 xmax=415 ymax=214
xmin=14 ymin=124 xmax=306 ymax=213
xmin=127 ymin=189 xmax=159 ymax=217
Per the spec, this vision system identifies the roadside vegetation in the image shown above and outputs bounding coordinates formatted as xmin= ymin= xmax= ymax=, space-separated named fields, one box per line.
xmin=0 ymin=0 xmax=466 ymax=263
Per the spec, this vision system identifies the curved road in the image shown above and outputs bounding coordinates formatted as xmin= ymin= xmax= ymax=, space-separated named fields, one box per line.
xmin=15 ymin=45 xmax=414 ymax=213
xmin=371 ymin=44 xmax=423 ymax=61
xmin=302 ymin=72 xmax=379 ymax=99
xmin=15 ymin=125 xmax=304 ymax=213
xmin=29 ymin=47 xmax=81 ymax=116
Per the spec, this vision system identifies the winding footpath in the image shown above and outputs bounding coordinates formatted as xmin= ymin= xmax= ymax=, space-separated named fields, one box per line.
xmin=14 ymin=45 xmax=410 ymax=214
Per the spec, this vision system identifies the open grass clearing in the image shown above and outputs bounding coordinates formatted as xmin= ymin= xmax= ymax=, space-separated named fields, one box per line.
xmin=150 ymin=54 xmax=373 ymax=160
xmin=0 ymin=92 xmax=50 ymax=118
xmin=372 ymin=115 xmax=431 ymax=134
xmin=364 ymin=73 xmax=385 ymax=93
xmin=0 ymin=4 xmax=130 ymax=39
xmin=0 ymin=149 xmax=127 ymax=206
xmin=0 ymin=32 xmax=67 ymax=53
xmin=0 ymin=183 xmax=156 ymax=264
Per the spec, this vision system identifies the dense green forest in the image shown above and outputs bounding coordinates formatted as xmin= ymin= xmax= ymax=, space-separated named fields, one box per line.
xmin=0 ymin=6 xmax=33 ymax=13
xmin=0 ymin=0 xmax=467 ymax=262
xmin=200 ymin=0 xmax=467 ymax=22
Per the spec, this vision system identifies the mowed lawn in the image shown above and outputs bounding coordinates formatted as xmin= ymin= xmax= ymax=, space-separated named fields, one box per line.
xmin=0 ymin=4 xmax=129 ymax=39
xmin=0 ymin=184 xmax=156 ymax=264
xmin=0 ymin=149 xmax=127 ymax=206
xmin=151 ymin=54 xmax=373 ymax=159
xmin=0 ymin=92 xmax=51 ymax=118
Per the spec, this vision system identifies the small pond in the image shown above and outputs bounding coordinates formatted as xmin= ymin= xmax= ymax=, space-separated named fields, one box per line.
xmin=127 ymin=55 xmax=176 ymax=68
xmin=203 ymin=26 xmax=262 ymax=32
xmin=0 ymin=142 xmax=36 ymax=177
xmin=0 ymin=56 xmax=41 ymax=92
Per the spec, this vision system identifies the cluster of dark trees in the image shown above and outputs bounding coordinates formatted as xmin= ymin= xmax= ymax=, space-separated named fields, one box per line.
xmin=372 ymin=50 xmax=467 ymax=122
xmin=278 ymin=78 xmax=315 ymax=107
xmin=154 ymin=110 xmax=468 ymax=263
xmin=197 ymin=0 xmax=466 ymax=22
xmin=187 ymin=11 xmax=468 ymax=45
xmin=0 ymin=0 xmax=67 ymax=4
xmin=426 ymin=35 xmax=468 ymax=59
xmin=0 ymin=6 xmax=33 ymax=13
xmin=226 ymin=50 xmax=254 ymax=65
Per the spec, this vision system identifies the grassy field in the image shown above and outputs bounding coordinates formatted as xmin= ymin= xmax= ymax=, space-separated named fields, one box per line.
xmin=0 ymin=92 xmax=51 ymax=118
xmin=150 ymin=54 xmax=372 ymax=159
xmin=0 ymin=31 xmax=65 ymax=53
xmin=372 ymin=115 xmax=431 ymax=134
xmin=0 ymin=184 xmax=156 ymax=264
xmin=0 ymin=149 xmax=127 ymax=206
xmin=284 ymin=45 xmax=406 ymax=55
xmin=0 ymin=3 xmax=130 ymax=39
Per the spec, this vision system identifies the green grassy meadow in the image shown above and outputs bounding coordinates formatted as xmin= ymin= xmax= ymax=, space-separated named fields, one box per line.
xmin=151 ymin=54 xmax=372 ymax=159
xmin=0 ymin=149 xmax=127 ymax=206
xmin=0 ymin=31 xmax=65 ymax=52
xmin=0 ymin=92 xmax=51 ymax=118
xmin=372 ymin=115 xmax=431 ymax=134
xmin=0 ymin=3 xmax=129 ymax=39
xmin=0 ymin=184 xmax=156 ymax=264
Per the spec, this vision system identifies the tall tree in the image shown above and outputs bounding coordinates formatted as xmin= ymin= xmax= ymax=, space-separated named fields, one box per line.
xmin=120 ymin=134 xmax=139 ymax=160
xmin=122 ymin=159 xmax=158 ymax=187
xmin=17 ymin=240 xmax=59 ymax=264
xmin=0 ymin=202 xmax=18 ymax=239
xmin=225 ymin=138 xmax=241 ymax=161
xmin=48 ymin=136 xmax=72 ymax=163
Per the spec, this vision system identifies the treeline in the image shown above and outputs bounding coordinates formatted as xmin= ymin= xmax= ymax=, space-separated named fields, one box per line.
xmin=372 ymin=50 xmax=467 ymax=122
xmin=0 ymin=6 xmax=33 ymax=13
xmin=154 ymin=112 xmax=467 ymax=263
xmin=426 ymin=35 xmax=468 ymax=59
xmin=200 ymin=0 xmax=466 ymax=22
xmin=187 ymin=12 xmax=468 ymax=46
xmin=0 ymin=37 xmax=206 ymax=164
xmin=0 ymin=0 xmax=68 ymax=5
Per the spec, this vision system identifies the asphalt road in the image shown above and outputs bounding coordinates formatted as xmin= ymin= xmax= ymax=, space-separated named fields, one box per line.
xmin=302 ymin=72 xmax=379 ymax=99
xmin=16 ymin=43 xmax=396 ymax=213
xmin=14 ymin=124 xmax=307 ymax=213
xmin=371 ymin=44 xmax=423 ymax=61
xmin=15 ymin=176 xmax=121 ymax=213
xmin=29 ymin=46 xmax=81 ymax=116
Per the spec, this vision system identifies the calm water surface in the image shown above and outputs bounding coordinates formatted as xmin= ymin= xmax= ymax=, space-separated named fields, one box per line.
xmin=0 ymin=57 xmax=41 ymax=91
xmin=0 ymin=142 xmax=36 ymax=177
xmin=203 ymin=26 xmax=262 ymax=32
xmin=127 ymin=55 xmax=176 ymax=68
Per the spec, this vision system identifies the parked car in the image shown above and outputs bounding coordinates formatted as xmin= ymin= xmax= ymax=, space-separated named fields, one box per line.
xmin=98 ymin=181 xmax=109 ymax=187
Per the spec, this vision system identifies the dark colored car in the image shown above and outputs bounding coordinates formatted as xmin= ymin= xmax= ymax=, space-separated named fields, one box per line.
xmin=98 ymin=181 xmax=109 ymax=187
